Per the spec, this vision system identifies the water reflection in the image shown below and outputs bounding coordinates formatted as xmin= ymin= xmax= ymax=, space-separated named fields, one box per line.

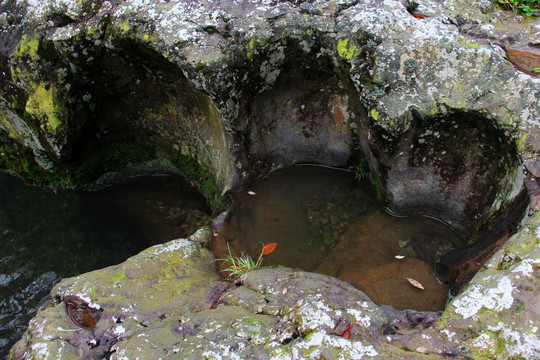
xmin=213 ymin=165 xmax=465 ymax=312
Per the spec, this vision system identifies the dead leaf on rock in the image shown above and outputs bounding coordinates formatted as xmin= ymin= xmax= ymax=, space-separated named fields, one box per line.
xmin=64 ymin=295 xmax=99 ymax=329
xmin=407 ymin=277 xmax=425 ymax=290
xmin=341 ymin=322 xmax=353 ymax=339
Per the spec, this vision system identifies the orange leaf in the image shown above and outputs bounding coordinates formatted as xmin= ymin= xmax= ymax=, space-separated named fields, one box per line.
xmin=341 ymin=322 xmax=352 ymax=339
xmin=407 ymin=277 xmax=425 ymax=290
xmin=262 ymin=243 xmax=277 ymax=255
xmin=413 ymin=13 xmax=425 ymax=19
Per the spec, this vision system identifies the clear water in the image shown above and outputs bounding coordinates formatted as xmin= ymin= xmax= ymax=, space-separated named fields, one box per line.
xmin=213 ymin=165 xmax=465 ymax=312
xmin=0 ymin=172 xmax=210 ymax=357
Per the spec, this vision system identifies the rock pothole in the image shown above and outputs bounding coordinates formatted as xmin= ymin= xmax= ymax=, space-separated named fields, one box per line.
xmin=2 ymin=0 xmax=539 ymax=358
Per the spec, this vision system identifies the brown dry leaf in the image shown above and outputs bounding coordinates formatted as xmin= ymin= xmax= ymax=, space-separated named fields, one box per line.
xmin=340 ymin=322 xmax=353 ymax=339
xmin=407 ymin=277 xmax=425 ymax=290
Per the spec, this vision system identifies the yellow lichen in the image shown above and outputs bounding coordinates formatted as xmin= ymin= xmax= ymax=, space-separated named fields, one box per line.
xmin=246 ymin=38 xmax=257 ymax=59
xmin=370 ymin=109 xmax=379 ymax=121
xmin=14 ymin=34 xmax=40 ymax=59
xmin=117 ymin=19 xmax=131 ymax=34
xmin=337 ymin=38 xmax=360 ymax=60
xmin=25 ymin=83 xmax=62 ymax=132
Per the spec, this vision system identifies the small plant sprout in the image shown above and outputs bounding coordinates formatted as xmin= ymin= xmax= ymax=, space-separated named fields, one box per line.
xmin=217 ymin=242 xmax=278 ymax=278
xmin=496 ymin=0 xmax=540 ymax=17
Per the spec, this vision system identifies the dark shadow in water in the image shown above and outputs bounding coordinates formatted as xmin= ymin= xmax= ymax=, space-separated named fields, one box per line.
xmin=213 ymin=165 xmax=465 ymax=312
xmin=0 ymin=172 xmax=210 ymax=357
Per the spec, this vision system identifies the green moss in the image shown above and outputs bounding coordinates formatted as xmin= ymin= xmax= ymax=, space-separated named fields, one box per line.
xmin=104 ymin=24 xmax=114 ymax=37
xmin=4 ymin=138 xmax=155 ymax=189
xmin=0 ymin=139 xmax=32 ymax=176
xmin=160 ymin=147 xmax=219 ymax=209
xmin=360 ymin=74 xmax=385 ymax=90
xmin=246 ymin=37 xmax=267 ymax=60
xmin=195 ymin=62 xmax=212 ymax=75
xmin=458 ymin=39 xmax=479 ymax=49
xmin=349 ymin=151 xmax=370 ymax=180
xmin=337 ymin=38 xmax=361 ymax=60
xmin=371 ymin=176 xmax=387 ymax=205
xmin=112 ymin=271 xmax=127 ymax=284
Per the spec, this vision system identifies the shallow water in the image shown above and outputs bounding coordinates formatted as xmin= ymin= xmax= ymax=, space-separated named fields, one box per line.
xmin=0 ymin=172 xmax=210 ymax=357
xmin=213 ymin=165 xmax=465 ymax=312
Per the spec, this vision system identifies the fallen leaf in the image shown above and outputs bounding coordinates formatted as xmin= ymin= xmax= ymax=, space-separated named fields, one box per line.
xmin=247 ymin=191 xmax=257 ymax=195
xmin=64 ymin=295 xmax=98 ymax=329
xmin=395 ymin=255 xmax=405 ymax=259
xmin=407 ymin=277 xmax=425 ymax=290
xmin=341 ymin=322 xmax=353 ymax=339
xmin=282 ymin=287 xmax=288 ymax=294
xmin=263 ymin=242 xmax=277 ymax=255
xmin=398 ymin=240 xmax=408 ymax=248
xmin=413 ymin=13 xmax=425 ymax=19
xmin=265 ymin=218 xmax=278 ymax=223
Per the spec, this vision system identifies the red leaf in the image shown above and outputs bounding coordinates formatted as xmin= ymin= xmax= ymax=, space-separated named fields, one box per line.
xmin=341 ymin=322 xmax=352 ymax=339
xmin=413 ymin=13 xmax=425 ymax=19
xmin=262 ymin=243 xmax=277 ymax=255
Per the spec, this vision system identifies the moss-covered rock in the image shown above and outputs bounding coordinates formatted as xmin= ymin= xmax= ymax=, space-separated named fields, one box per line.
xmin=9 ymin=228 xmax=222 ymax=359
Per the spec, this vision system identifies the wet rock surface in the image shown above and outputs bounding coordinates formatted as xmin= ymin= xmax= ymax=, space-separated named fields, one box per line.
xmin=8 ymin=214 xmax=540 ymax=359
xmin=1 ymin=0 xmax=539 ymax=358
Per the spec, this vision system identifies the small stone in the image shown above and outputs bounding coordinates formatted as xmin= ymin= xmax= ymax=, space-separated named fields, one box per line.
xmin=524 ymin=158 xmax=540 ymax=178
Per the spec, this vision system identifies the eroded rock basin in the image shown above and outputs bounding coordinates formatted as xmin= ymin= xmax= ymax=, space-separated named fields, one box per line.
xmin=213 ymin=165 xmax=464 ymax=312
xmin=8 ymin=213 xmax=539 ymax=359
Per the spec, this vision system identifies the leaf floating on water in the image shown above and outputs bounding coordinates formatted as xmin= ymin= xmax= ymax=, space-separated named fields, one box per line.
xmin=341 ymin=322 xmax=353 ymax=339
xmin=262 ymin=242 xmax=277 ymax=255
xmin=64 ymin=295 xmax=99 ymax=330
xmin=395 ymin=255 xmax=405 ymax=259
xmin=247 ymin=191 xmax=257 ymax=195
xmin=407 ymin=277 xmax=425 ymax=290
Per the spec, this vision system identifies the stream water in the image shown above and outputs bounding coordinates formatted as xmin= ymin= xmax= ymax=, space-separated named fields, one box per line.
xmin=213 ymin=165 xmax=465 ymax=312
xmin=0 ymin=172 xmax=210 ymax=358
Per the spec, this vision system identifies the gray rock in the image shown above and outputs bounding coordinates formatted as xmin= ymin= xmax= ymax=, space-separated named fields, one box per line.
xmin=2 ymin=0 xmax=540 ymax=358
